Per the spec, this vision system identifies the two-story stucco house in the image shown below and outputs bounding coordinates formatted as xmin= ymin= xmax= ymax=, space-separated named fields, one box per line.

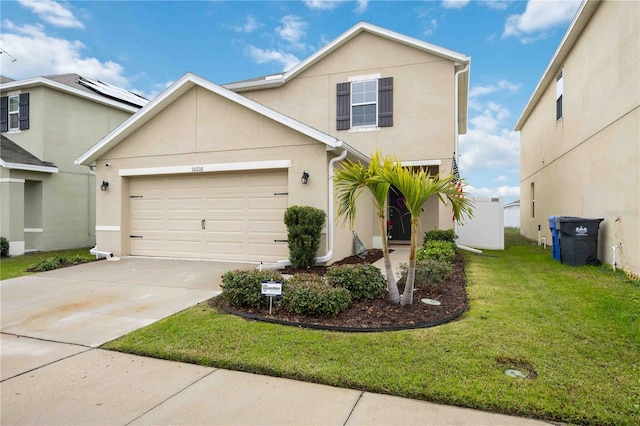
xmin=76 ymin=22 xmax=471 ymax=265
xmin=0 ymin=74 xmax=147 ymax=256
xmin=516 ymin=0 xmax=639 ymax=276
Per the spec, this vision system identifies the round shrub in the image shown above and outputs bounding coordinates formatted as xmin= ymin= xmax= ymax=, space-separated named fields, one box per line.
xmin=422 ymin=229 xmax=456 ymax=245
xmin=325 ymin=264 xmax=387 ymax=300
xmin=281 ymin=274 xmax=351 ymax=317
xmin=418 ymin=240 xmax=456 ymax=264
xmin=221 ymin=269 xmax=284 ymax=309
xmin=398 ymin=258 xmax=453 ymax=290
xmin=0 ymin=236 xmax=9 ymax=258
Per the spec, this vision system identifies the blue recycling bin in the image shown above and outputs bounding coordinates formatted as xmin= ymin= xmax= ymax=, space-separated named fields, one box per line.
xmin=548 ymin=216 xmax=560 ymax=261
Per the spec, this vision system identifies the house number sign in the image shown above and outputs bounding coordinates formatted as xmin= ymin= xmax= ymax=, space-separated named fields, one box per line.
xmin=191 ymin=166 xmax=204 ymax=173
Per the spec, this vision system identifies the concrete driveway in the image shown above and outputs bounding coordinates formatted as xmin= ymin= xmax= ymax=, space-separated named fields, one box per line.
xmin=1 ymin=257 xmax=250 ymax=348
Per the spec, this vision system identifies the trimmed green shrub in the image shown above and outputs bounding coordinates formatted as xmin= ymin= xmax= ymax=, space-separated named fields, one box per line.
xmin=422 ymin=229 xmax=456 ymax=246
xmin=325 ymin=264 xmax=387 ymax=301
xmin=281 ymin=274 xmax=351 ymax=317
xmin=398 ymin=258 xmax=453 ymax=290
xmin=221 ymin=270 xmax=284 ymax=309
xmin=0 ymin=236 xmax=9 ymax=258
xmin=284 ymin=205 xmax=326 ymax=269
xmin=417 ymin=240 xmax=456 ymax=264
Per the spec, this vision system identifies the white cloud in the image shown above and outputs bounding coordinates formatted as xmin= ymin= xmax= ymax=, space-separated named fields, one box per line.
xmin=355 ymin=0 xmax=369 ymax=13
xmin=0 ymin=20 xmax=130 ymax=87
xmin=233 ymin=16 xmax=261 ymax=33
xmin=245 ymin=45 xmax=300 ymax=71
xmin=141 ymin=80 xmax=174 ymax=101
xmin=276 ymin=15 xmax=308 ymax=49
xmin=503 ymin=0 xmax=581 ymax=41
xmin=18 ymin=0 xmax=84 ymax=29
xmin=479 ymin=0 xmax=511 ymax=10
xmin=442 ymin=0 xmax=470 ymax=9
xmin=466 ymin=185 xmax=520 ymax=199
xmin=304 ymin=0 xmax=344 ymax=11
xmin=424 ymin=19 xmax=438 ymax=36
xmin=469 ymin=80 xmax=520 ymax=98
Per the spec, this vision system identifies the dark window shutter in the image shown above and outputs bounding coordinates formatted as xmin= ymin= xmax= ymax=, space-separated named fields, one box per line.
xmin=0 ymin=96 xmax=7 ymax=132
xmin=556 ymin=95 xmax=563 ymax=121
xmin=19 ymin=93 xmax=29 ymax=130
xmin=336 ymin=82 xmax=351 ymax=130
xmin=378 ymin=77 xmax=393 ymax=127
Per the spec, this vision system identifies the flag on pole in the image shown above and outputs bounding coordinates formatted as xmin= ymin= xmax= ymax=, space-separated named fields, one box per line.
xmin=451 ymin=155 xmax=463 ymax=221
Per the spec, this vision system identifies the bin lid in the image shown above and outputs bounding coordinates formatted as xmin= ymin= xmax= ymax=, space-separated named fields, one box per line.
xmin=556 ymin=216 xmax=604 ymax=223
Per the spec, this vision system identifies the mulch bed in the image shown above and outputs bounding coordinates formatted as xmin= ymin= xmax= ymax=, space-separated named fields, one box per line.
xmin=213 ymin=250 xmax=468 ymax=331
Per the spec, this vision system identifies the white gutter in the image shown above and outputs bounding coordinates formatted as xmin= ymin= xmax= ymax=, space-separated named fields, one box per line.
xmin=274 ymin=149 xmax=348 ymax=268
xmin=452 ymin=63 xmax=478 ymax=253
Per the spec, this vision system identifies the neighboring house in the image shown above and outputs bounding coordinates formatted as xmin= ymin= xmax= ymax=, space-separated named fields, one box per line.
xmin=504 ymin=200 xmax=520 ymax=228
xmin=0 ymin=74 xmax=147 ymax=256
xmin=76 ymin=22 xmax=470 ymax=265
xmin=515 ymin=0 xmax=639 ymax=275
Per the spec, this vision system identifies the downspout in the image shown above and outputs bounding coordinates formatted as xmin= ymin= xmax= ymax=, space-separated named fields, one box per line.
xmin=274 ymin=148 xmax=348 ymax=268
xmin=452 ymin=63 xmax=480 ymax=254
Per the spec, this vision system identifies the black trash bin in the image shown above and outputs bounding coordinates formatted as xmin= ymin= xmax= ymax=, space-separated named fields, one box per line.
xmin=555 ymin=216 xmax=604 ymax=266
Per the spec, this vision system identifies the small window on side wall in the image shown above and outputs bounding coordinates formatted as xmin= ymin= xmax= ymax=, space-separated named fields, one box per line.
xmin=556 ymin=70 xmax=563 ymax=121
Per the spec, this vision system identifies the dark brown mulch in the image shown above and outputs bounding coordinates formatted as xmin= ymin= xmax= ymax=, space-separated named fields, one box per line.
xmin=214 ymin=251 xmax=467 ymax=331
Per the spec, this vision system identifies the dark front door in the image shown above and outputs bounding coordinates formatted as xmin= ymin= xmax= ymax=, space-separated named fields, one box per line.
xmin=388 ymin=187 xmax=411 ymax=241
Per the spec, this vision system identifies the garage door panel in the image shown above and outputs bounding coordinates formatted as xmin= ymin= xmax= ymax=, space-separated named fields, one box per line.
xmin=130 ymin=170 xmax=290 ymax=261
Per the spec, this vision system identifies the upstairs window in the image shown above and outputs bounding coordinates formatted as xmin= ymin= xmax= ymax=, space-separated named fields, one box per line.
xmin=9 ymin=95 xmax=19 ymax=130
xmin=1 ymin=93 xmax=29 ymax=132
xmin=337 ymin=76 xmax=393 ymax=131
xmin=556 ymin=70 xmax=563 ymax=121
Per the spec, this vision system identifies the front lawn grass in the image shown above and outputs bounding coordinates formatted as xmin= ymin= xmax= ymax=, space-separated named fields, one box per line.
xmin=0 ymin=247 xmax=95 ymax=280
xmin=102 ymin=230 xmax=640 ymax=425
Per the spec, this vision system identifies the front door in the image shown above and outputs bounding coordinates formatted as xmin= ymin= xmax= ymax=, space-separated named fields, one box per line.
xmin=388 ymin=187 xmax=411 ymax=241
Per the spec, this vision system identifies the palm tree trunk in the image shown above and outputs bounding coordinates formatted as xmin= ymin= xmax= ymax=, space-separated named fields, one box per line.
xmin=400 ymin=220 xmax=419 ymax=306
xmin=380 ymin=215 xmax=400 ymax=304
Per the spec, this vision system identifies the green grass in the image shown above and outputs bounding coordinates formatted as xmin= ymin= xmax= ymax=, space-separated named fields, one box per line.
xmin=0 ymin=247 xmax=95 ymax=280
xmin=103 ymin=230 xmax=637 ymax=424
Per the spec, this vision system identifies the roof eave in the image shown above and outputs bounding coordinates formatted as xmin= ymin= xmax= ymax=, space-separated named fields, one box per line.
xmin=515 ymin=0 xmax=600 ymax=130
xmin=0 ymin=159 xmax=58 ymax=174
xmin=0 ymin=77 xmax=140 ymax=114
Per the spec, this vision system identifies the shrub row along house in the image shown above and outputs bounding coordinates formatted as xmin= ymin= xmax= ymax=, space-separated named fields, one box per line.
xmin=74 ymin=22 xmax=472 ymax=265
xmin=0 ymin=74 xmax=148 ymax=256
xmin=516 ymin=0 xmax=639 ymax=277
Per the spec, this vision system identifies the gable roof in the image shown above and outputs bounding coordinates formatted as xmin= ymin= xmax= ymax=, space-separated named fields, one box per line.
xmin=223 ymin=21 xmax=471 ymax=134
xmin=0 ymin=135 xmax=58 ymax=173
xmin=515 ymin=0 xmax=599 ymax=130
xmin=0 ymin=73 xmax=148 ymax=112
xmin=75 ymin=72 xmax=368 ymax=166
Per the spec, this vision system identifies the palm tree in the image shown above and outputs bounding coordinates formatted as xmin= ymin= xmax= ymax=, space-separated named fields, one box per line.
xmin=381 ymin=163 xmax=473 ymax=305
xmin=334 ymin=152 xmax=401 ymax=304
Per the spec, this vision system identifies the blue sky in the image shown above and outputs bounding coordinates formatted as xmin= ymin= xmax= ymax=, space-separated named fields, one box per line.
xmin=0 ymin=0 xmax=583 ymax=203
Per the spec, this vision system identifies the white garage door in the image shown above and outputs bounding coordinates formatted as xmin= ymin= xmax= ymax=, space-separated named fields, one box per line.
xmin=129 ymin=169 xmax=289 ymax=261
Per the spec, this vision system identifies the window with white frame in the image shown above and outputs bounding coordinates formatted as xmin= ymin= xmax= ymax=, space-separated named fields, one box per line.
xmin=351 ymin=79 xmax=378 ymax=127
xmin=556 ymin=70 xmax=563 ymax=121
xmin=8 ymin=95 xmax=19 ymax=130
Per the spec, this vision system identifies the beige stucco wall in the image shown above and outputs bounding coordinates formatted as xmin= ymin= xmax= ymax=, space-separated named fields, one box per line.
xmin=238 ymin=31 xmax=461 ymax=246
xmin=519 ymin=0 xmax=639 ymax=274
xmin=0 ymin=85 xmax=132 ymax=253
xmin=95 ymin=86 xmax=373 ymax=263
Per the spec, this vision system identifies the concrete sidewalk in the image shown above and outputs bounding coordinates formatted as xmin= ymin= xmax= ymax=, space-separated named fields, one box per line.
xmin=1 ymin=335 xmax=549 ymax=425
xmin=1 ymin=256 xmax=550 ymax=425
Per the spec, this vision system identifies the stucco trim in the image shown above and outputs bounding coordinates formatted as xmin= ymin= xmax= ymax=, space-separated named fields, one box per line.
xmin=400 ymin=160 xmax=443 ymax=167
xmin=119 ymin=160 xmax=292 ymax=177
xmin=0 ymin=178 xmax=26 ymax=183
xmin=24 ymin=228 xmax=43 ymax=233
xmin=96 ymin=226 xmax=121 ymax=232
xmin=0 ymin=160 xmax=58 ymax=173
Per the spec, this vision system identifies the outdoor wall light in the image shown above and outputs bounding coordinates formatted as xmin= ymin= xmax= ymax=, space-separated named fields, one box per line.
xmin=301 ymin=171 xmax=309 ymax=184
xmin=100 ymin=180 xmax=109 ymax=191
